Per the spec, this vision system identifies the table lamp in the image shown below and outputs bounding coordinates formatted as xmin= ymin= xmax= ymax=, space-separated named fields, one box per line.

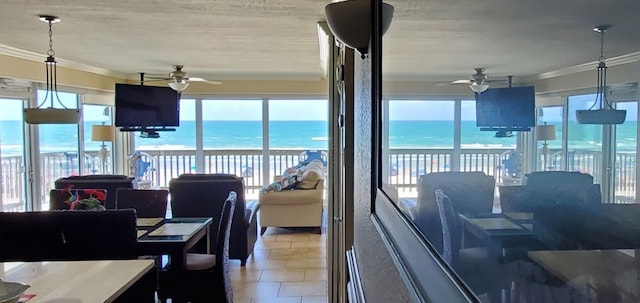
xmin=535 ymin=123 xmax=556 ymax=171
xmin=91 ymin=122 xmax=115 ymax=174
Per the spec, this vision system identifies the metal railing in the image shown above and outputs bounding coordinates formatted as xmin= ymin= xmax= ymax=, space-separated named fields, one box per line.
xmin=1 ymin=148 xmax=637 ymax=212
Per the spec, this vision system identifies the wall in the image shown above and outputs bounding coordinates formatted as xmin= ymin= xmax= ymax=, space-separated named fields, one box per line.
xmin=352 ymin=54 xmax=413 ymax=302
xmin=0 ymin=54 xmax=329 ymax=97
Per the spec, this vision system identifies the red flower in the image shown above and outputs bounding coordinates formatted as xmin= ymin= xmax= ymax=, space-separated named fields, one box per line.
xmin=84 ymin=189 xmax=106 ymax=202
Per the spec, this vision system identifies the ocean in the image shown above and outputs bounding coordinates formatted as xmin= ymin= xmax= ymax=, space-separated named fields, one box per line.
xmin=0 ymin=120 xmax=636 ymax=155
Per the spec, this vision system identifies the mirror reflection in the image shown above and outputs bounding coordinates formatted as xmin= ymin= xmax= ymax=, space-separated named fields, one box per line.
xmin=380 ymin=1 xmax=640 ymax=301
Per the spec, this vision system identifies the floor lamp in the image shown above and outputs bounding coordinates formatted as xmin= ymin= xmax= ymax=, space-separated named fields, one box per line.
xmin=91 ymin=123 xmax=115 ymax=174
xmin=535 ymin=123 xmax=556 ymax=171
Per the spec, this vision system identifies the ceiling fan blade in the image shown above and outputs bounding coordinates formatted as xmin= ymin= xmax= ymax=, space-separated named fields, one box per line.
xmin=188 ymin=77 xmax=223 ymax=85
xmin=452 ymin=80 xmax=472 ymax=84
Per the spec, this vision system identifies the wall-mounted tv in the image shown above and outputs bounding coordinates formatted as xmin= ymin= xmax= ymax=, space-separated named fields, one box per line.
xmin=114 ymin=83 xmax=180 ymax=128
xmin=475 ymin=86 xmax=535 ymax=131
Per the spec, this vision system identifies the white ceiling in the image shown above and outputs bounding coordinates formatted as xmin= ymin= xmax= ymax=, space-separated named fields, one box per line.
xmin=0 ymin=0 xmax=639 ymax=83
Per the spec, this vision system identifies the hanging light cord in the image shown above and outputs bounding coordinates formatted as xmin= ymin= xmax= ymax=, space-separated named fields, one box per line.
xmin=588 ymin=26 xmax=613 ymax=110
xmin=37 ymin=18 xmax=69 ymax=109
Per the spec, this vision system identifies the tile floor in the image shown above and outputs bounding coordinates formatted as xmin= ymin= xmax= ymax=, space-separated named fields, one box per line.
xmin=230 ymin=227 xmax=328 ymax=303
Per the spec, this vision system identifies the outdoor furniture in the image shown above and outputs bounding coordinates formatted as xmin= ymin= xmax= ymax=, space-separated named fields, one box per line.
xmin=55 ymin=175 xmax=137 ymax=209
xmin=116 ymin=188 xmax=169 ymax=218
xmin=169 ymin=173 xmax=258 ymax=266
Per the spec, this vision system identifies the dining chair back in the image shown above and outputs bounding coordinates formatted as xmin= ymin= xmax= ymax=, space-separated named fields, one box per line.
xmin=0 ymin=209 xmax=137 ymax=262
xmin=215 ymin=191 xmax=236 ymax=303
xmin=498 ymin=186 xmax=533 ymax=212
xmin=159 ymin=191 xmax=236 ymax=303
xmin=116 ymin=188 xmax=169 ymax=218
xmin=49 ymin=188 xmax=108 ymax=210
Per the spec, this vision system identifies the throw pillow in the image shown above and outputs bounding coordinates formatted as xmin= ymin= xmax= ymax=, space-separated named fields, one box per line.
xmin=260 ymin=164 xmax=304 ymax=192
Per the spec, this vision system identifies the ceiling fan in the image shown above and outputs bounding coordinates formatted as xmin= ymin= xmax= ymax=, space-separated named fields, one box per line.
xmin=140 ymin=65 xmax=222 ymax=92
xmin=445 ymin=68 xmax=509 ymax=93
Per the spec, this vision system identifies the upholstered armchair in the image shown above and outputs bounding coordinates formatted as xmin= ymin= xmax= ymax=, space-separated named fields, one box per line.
xmin=258 ymin=163 xmax=325 ymax=235
xmin=169 ymin=174 xmax=259 ymax=266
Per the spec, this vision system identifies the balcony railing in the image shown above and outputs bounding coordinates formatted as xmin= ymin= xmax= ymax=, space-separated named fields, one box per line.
xmin=1 ymin=148 xmax=636 ymax=212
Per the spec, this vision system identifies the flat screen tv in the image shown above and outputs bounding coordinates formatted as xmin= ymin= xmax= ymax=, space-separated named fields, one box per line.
xmin=475 ymin=86 xmax=535 ymax=131
xmin=114 ymin=83 xmax=180 ymax=128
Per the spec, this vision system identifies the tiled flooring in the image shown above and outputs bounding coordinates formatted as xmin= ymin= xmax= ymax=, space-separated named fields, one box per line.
xmin=230 ymin=227 xmax=328 ymax=303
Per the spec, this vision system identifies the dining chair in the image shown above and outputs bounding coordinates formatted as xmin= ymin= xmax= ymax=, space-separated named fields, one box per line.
xmin=0 ymin=209 xmax=137 ymax=262
xmin=498 ymin=185 xmax=533 ymax=213
xmin=115 ymin=188 xmax=169 ymax=218
xmin=435 ymin=189 xmax=515 ymax=301
xmin=159 ymin=191 xmax=236 ymax=303
xmin=49 ymin=188 xmax=108 ymax=210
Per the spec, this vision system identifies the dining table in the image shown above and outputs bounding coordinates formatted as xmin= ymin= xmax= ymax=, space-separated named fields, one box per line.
xmin=136 ymin=217 xmax=213 ymax=270
xmin=0 ymin=259 xmax=155 ymax=303
xmin=458 ymin=212 xmax=536 ymax=260
xmin=528 ymin=249 xmax=640 ymax=303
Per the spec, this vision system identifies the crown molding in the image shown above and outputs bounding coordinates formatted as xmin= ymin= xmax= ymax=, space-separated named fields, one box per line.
xmin=0 ymin=43 xmax=128 ymax=79
xmin=534 ymin=51 xmax=640 ymax=80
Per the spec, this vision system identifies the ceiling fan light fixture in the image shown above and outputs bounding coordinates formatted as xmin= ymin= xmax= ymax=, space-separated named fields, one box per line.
xmin=25 ymin=15 xmax=80 ymax=124
xmin=168 ymin=79 xmax=189 ymax=92
xmin=469 ymin=82 xmax=489 ymax=93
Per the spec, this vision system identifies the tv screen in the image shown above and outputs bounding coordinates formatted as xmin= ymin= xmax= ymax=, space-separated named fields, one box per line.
xmin=475 ymin=86 xmax=535 ymax=130
xmin=114 ymin=84 xmax=180 ymax=128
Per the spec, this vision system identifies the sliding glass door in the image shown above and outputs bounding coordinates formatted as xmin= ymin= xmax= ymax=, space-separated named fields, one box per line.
xmin=37 ymin=91 xmax=79 ymax=210
xmin=0 ymin=98 xmax=28 ymax=212
xmin=566 ymin=94 xmax=603 ymax=183
xmin=614 ymin=101 xmax=637 ymax=203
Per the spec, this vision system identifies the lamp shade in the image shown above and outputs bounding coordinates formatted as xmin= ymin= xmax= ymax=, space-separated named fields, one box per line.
xmin=325 ymin=0 xmax=394 ymax=58
xmin=535 ymin=124 xmax=556 ymax=141
xmin=91 ymin=124 xmax=115 ymax=142
xmin=24 ymin=108 xmax=81 ymax=124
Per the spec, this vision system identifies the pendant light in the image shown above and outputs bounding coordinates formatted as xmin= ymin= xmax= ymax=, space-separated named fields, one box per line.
xmin=24 ymin=15 xmax=81 ymax=124
xmin=575 ymin=25 xmax=626 ymax=125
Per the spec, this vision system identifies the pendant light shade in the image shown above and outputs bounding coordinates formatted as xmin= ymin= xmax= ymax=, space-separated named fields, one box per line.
xmin=24 ymin=15 xmax=80 ymax=125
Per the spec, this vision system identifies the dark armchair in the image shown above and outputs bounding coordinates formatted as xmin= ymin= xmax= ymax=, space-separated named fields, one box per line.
xmin=169 ymin=174 xmax=259 ymax=266
xmin=55 ymin=175 xmax=137 ymax=209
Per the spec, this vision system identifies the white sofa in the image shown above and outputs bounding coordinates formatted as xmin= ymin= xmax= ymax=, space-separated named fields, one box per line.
xmin=258 ymin=161 xmax=324 ymax=234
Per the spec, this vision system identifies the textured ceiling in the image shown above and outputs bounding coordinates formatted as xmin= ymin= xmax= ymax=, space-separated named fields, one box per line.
xmin=0 ymin=0 xmax=639 ymax=83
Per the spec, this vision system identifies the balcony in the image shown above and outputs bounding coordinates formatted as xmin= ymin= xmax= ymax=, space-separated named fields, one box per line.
xmin=1 ymin=148 xmax=636 ymax=212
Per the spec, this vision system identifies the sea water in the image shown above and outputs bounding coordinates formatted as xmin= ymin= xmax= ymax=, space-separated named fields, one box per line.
xmin=0 ymin=120 xmax=637 ymax=155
